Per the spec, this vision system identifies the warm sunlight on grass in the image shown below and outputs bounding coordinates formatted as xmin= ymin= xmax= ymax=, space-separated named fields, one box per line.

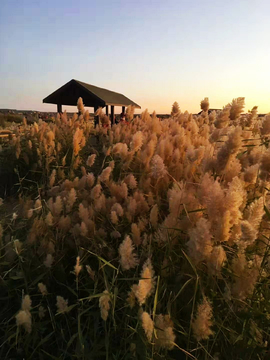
xmin=1 ymin=97 xmax=270 ymax=359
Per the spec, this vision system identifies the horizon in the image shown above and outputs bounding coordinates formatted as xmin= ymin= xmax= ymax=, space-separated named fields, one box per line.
xmin=0 ymin=105 xmax=268 ymax=116
xmin=1 ymin=0 xmax=270 ymax=114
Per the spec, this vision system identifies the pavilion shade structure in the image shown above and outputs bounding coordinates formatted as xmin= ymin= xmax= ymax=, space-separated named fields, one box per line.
xmin=43 ymin=79 xmax=141 ymax=110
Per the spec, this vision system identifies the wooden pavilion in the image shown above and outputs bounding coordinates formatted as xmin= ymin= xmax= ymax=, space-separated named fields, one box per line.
xmin=43 ymin=79 xmax=141 ymax=124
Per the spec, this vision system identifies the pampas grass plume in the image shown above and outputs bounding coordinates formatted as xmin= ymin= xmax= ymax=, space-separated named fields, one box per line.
xmin=99 ymin=290 xmax=110 ymax=321
xmin=131 ymin=131 xmax=143 ymax=152
xmin=74 ymin=256 xmax=82 ymax=277
xmin=77 ymin=97 xmax=85 ymax=114
xmin=119 ymin=235 xmax=138 ymax=270
xmin=135 ymin=259 xmax=155 ymax=305
xmin=246 ymin=197 xmax=264 ymax=231
xmin=111 ymin=203 xmax=124 ymax=217
xmin=54 ymin=196 xmax=63 ymax=216
xmin=127 ymin=285 xmax=138 ymax=309
xmin=87 ymin=154 xmax=96 ymax=167
xmin=141 ymin=312 xmax=154 ymax=342
xmin=201 ymin=97 xmax=209 ymax=112
xmin=111 ymin=210 xmax=118 ymax=224
xmin=56 ymin=296 xmax=69 ymax=313
xmin=187 ymin=218 xmax=213 ymax=264
xmin=131 ymin=223 xmax=141 ymax=245
xmin=86 ymin=265 xmax=95 ymax=281
xmin=150 ymin=155 xmax=167 ymax=179
xmin=38 ymin=283 xmax=48 ymax=296
xmin=58 ymin=215 xmax=71 ymax=232
xmin=208 ymin=245 xmax=227 ymax=275
xmin=192 ymin=297 xmax=213 ymax=341
xmin=35 ymin=198 xmax=42 ymax=213
xmin=91 ymin=184 xmax=102 ymax=199
xmin=49 ymin=169 xmax=56 ymax=188
xmin=171 ymin=102 xmax=180 ymax=117
xmin=230 ymin=97 xmax=245 ymax=120
xmin=125 ymin=174 xmax=137 ymax=189
xmin=16 ymin=295 xmax=32 ymax=333
xmin=86 ymin=172 xmax=95 ymax=188
xmin=22 ymin=295 xmax=31 ymax=311
xmin=45 ymin=212 xmax=54 ymax=226
xmin=150 ymin=204 xmax=159 ymax=228
xmin=39 ymin=306 xmax=46 ymax=319
xmin=67 ymin=188 xmax=77 ymax=211
xmin=99 ymin=166 xmax=112 ymax=182
xmin=44 ymin=254 xmax=54 ymax=268
xmin=80 ymin=221 xmax=88 ymax=236
xmin=14 ymin=239 xmax=23 ymax=255
xmin=16 ymin=310 xmax=32 ymax=333
xmin=154 ymin=314 xmax=176 ymax=350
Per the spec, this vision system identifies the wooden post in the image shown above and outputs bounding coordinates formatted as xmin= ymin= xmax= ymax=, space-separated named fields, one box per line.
xmin=106 ymin=105 xmax=109 ymax=116
xmin=94 ymin=106 xmax=99 ymax=127
xmin=57 ymin=104 xmax=62 ymax=113
xmin=122 ymin=106 xmax=125 ymax=114
xmin=111 ymin=105 xmax=115 ymax=125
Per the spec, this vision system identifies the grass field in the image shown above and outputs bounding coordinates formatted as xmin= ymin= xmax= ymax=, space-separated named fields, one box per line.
xmin=1 ymin=98 xmax=270 ymax=360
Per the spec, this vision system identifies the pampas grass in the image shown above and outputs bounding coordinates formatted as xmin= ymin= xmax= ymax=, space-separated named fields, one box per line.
xmin=1 ymin=96 xmax=270 ymax=359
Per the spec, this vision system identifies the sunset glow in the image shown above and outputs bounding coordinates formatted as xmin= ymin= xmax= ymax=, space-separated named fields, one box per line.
xmin=1 ymin=0 xmax=269 ymax=114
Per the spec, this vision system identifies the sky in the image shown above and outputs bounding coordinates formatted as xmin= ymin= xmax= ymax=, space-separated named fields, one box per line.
xmin=0 ymin=0 xmax=270 ymax=114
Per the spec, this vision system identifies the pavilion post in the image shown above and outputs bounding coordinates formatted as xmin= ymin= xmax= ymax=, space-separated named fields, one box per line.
xmin=106 ymin=105 xmax=109 ymax=116
xmin=57 ymin=104 xmax=62 ymax=113
xmin=94 ymin=106 xmax=99 ymax=127
xmin=111 ymin=105 xmax=115 ymax=125
xmin=122 ymin=106 xmax=125 ymax=114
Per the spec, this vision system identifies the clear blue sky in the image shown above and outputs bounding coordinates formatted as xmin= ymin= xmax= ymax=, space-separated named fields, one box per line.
xmin=1 ymin=0 xmax=270 ymax=114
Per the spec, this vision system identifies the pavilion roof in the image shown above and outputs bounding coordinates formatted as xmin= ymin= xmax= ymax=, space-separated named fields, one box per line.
xmin=43 ymin=79 xmax=141 ymax=109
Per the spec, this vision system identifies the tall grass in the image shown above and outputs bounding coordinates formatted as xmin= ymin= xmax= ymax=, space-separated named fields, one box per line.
xmin=0 ymin=97 xmax=270 ymax=359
